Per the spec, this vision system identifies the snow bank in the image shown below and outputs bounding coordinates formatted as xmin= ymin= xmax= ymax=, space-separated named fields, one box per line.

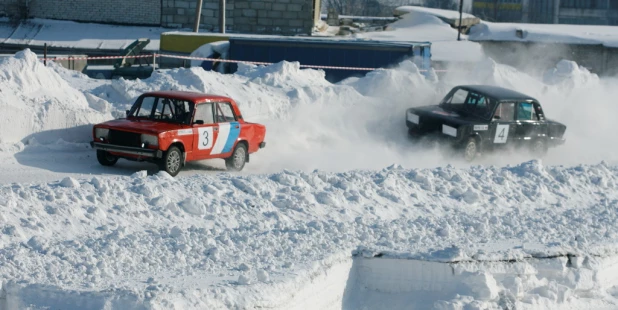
xmin=0 ymin=50 xmax=112 ymax=145
xmin=345 ymin=254 xmax=618 ymax=309
xmin=0 ymin=161 xmax=617 ymax=308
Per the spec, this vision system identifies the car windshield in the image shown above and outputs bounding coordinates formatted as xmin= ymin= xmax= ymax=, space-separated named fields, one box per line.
xmin=128 ymin=95 xmax=194 ymax=124
xmin=440 ymin=88 xmax=498 ymax=120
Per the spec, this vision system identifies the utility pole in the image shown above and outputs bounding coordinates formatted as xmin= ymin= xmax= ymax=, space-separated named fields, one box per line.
xmin=457 ymin=0 xmax=463 ymax=41
xmin=219 ymin=0 xmax=225 ymax=33
xmin=193 ymin=0 xmax=203 ymax=32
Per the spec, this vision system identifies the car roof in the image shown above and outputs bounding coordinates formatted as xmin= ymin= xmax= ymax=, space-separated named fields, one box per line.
xmin=458 ymin=85 xmax=537 ymax=101
xmin=142 ymin=90 xmax=232 ymax=103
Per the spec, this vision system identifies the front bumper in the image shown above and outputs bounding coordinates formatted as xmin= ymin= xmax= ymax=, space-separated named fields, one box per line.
xmin=548 ymin=136 xmax=566 ymax=146
xmin=90 ymin=141 xmax=163 ymax=158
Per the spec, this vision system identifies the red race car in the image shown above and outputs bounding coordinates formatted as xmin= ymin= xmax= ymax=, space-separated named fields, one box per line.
xmin=90 ymin=90 xmax=266 ymax=176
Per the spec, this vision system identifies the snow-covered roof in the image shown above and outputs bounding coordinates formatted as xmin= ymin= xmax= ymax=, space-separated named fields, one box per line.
xmin=356 ymin=7 xmax=484 ymax=62
xmin=0 ymin=18 xmax=168 ymax=51
xmin=469 ymin=21 xmax=618 ymax=48
xmin=394 ymin=5 xmax=476 ymax=20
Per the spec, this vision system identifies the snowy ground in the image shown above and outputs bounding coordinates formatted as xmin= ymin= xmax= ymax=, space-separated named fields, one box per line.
xmin=2 ymin=11 xmax=618 ymax=310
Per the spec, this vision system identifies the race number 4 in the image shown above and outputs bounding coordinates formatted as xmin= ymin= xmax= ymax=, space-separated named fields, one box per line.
xmin=198 ymin=127 xmax=214 ymax=150
xmin=494 ymin=124 xmax=509 ymax=143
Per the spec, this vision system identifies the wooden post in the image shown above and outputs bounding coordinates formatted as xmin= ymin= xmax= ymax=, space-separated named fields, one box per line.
xmin=219 ymin=0 xmax=225 ymax=33
xmin=457 ymin=0 xmax=463 ymax=41
xmin=193 ymin=0 xmax=203 ymax=32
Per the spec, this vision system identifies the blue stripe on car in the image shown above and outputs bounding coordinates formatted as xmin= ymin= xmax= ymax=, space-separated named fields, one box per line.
xmin=222 ymin=122 xmax=240 ymax=153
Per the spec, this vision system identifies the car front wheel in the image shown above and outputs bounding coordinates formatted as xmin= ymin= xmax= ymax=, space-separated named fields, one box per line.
xmin=463 ymin=137 xmax=478 ymax=162
xmin=96 ymin=150 xmax=118 ymax=166
xmin=226 ymin=143 xmax=247 ymax=171
xmin=160 ymin=146 xmax=182 ymax=177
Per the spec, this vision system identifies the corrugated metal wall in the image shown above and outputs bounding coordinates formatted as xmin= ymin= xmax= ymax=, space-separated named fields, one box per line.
xmin=528 ymin=0 xmax=556 ymax=23
xmin=472 ymin=0 xmax=523 ymax=22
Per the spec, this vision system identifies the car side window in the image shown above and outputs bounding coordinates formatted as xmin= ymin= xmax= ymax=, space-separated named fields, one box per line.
xmin=156 ymin=98 xmax=174 ymax=119
xmin=449 ymin=89 xmax=469 ymax=104
xmin=194 ymin=103 xmax=214 ymax=124
xmin=215 ymin=102 xmax=236 ymax=123
xmin=137 ymin=96 xmax=156 ymax=117
xmin=494 ymin=102 xmax=515 ymax=121
xmin=517 ymin=102 xmax=537 ymax=120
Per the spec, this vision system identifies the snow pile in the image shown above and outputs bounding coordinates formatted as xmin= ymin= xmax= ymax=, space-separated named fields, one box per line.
xmin=0 ymin=161 xmax=617 ymax=308
xmin=0 ymin=49 xmax=112 ymax=145
xmin=235 ymin=61 xmax=331 ymax=90
xmin=543 ymin=59 xmax=600 ymax=89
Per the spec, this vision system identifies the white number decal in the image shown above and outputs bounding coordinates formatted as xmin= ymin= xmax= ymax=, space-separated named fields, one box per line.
xmin=494 ymin=124 xmax=509 ymax=143
xmin=198 ymin=127 xmax=214 ymax=150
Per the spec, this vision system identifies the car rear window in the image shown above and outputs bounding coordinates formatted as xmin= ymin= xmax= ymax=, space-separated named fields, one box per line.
xmin=216 ymin=103 xmax=236 ymax=122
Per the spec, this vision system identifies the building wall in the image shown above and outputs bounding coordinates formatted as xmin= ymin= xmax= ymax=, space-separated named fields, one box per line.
xmin=0 ymin=0 xmax=161 ymax=25
xmin=0 ymin=0 xmax=27 ymax=21
xmin=472 ymin=0 xmax=524 ymax=22
xmin=0 ymin=0 xmax=316 ymax=35
xmin=478 ymin=41 xmax=617 ymax=77
xmin=472 ymin=0 xmax=618 ymax=25
xmin=161 ymin=0 xmax=315 ymax=35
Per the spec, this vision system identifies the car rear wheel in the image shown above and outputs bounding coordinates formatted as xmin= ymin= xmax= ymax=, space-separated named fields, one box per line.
xmin=96 ymin=150 xmax=118 ymax=166
xmin=226 ymin=143 xmax=247 ymax=171
xmin=463 ymin=137 xmax=478 ymax=162
xmin=160 ymin=146 xmax=182 ymax=177
xmin=530 ymin=139 xmax=548 ymax=157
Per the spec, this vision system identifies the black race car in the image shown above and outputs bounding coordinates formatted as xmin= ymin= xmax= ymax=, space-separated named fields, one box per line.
xmin=406 ymin=85 xmax=566 ymax=161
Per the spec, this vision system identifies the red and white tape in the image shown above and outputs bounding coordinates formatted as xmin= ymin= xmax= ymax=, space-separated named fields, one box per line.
xmin=39 ymin=54 xmax=154 ymax=61
xmin=39 ymin=53 xmax=445 ymax=72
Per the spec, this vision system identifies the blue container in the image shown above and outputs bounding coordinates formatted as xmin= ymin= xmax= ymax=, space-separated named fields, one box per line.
xmin=226 ymin=37 xmax=432 ymax=83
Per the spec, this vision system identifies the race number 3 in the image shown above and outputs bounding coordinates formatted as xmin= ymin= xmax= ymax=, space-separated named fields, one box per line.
xmin=198 ymin=127 xmax=214 ymax=150
xmin=494 ymin=124 xmax=509 ymax=144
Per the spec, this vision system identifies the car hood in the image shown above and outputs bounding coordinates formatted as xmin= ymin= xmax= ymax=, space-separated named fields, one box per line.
xmin=410 ymin=105 xmax=487 ymax=126
xmin=98 ymin=119 xmax=188 ymax=135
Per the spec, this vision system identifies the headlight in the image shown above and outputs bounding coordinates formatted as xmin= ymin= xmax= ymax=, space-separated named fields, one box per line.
xmin=407 ymin=111 xmax=419 ymax=124
xmin=140 ymin=134 xmax=159 ymax=147
xmin=95 ymin=128 xmax=109 ymax=139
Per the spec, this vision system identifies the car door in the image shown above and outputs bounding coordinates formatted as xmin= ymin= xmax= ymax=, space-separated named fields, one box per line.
xmin=191 ymin=102 xmax=220 ymax=160
xmin=514 ymin=101 xmax=545 ymax=146
xmin=488 ymin=101 xmax=517 ymax=149
xmin=210 ymin=101 xmax=241 ymax=156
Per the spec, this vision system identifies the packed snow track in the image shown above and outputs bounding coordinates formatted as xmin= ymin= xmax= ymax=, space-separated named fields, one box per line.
xmin=1 ymin=44 xmax=618 ymax=309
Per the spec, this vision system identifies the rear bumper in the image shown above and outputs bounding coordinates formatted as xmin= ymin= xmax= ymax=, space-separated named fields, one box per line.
xmin=90 ymin=141 xmax=163 ymax=158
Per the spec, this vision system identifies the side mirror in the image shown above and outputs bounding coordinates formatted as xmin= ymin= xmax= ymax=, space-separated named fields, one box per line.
xmin=194 ymin=120 xmax=204 ymax=125
xmin=125 ymin=110 xmax=130 ymax=117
